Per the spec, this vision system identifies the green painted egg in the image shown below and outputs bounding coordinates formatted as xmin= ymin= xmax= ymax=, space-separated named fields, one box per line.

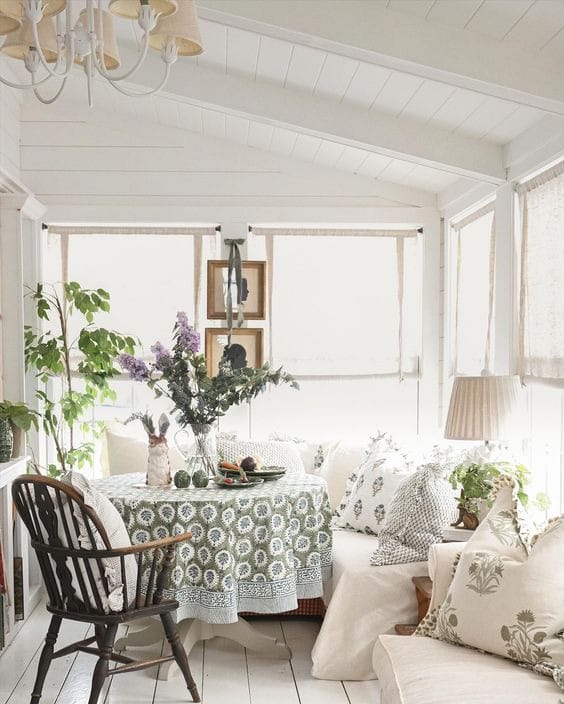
xmin=174 ymin=469 xmax=191 ymax=489
xmin=192 ymin=469 xmax=209 ymax=488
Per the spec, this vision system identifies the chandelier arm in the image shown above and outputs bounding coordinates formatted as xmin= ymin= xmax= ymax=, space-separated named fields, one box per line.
xmin=90 ymin=29 xmax=151 ymax=83
xmin=105 ymin=62 xmax=172 ymax=98
xmin=32 ymin=74 xmax=68 ymax=104
xmin=29 ymin=15 xmax=76 ymax=79
xmin=0 ymin=69 xmax=54 ymax=90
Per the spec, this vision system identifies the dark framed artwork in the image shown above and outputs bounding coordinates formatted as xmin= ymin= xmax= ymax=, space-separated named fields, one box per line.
xmin=207 ymin=260 xmax=266 ymax=320
xmin=205 ymin=328 xmax=264 ymax=376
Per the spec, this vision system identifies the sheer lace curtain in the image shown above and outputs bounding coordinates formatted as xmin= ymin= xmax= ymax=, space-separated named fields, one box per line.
xmin=518 ymin=161 xmax=564 ymax=382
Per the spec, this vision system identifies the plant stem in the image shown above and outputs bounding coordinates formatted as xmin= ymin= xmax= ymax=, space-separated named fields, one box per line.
xmin=55 ymin=290 xmax=75 ymax=454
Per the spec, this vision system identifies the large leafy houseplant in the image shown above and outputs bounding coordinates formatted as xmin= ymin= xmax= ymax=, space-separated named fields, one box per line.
xmin=119 ymin=312 xmax=298 ymax=474
xmin=25 ymin=282 xmax=137 ymax=476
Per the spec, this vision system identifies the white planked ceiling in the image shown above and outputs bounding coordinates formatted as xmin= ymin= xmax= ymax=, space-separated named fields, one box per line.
xmin=383 ymin=0 xmax=564 ymax=60
xmin=10 ymin=0 xmax=563 ymax=197
xmin=78 ymin=78 xmax=461 ymax=195
xmin=186 ymin=19 xmax=546 ymax=147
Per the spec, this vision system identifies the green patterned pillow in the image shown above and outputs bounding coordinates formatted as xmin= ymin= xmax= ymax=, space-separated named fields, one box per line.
xmin=430 ymin=484 xmax=564 ymax=676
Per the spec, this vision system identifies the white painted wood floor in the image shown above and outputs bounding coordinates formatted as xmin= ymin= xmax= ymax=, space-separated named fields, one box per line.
xmin=1 ymin=602 xmax=381 ymax=704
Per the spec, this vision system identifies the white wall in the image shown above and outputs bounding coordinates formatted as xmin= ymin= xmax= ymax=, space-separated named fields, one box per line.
xmin=0 ymin=80 xmax=21 ymax=183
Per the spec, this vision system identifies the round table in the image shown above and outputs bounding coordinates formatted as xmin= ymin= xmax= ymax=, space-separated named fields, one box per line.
xmin=94 ymin=472 xmax=333 ymax=678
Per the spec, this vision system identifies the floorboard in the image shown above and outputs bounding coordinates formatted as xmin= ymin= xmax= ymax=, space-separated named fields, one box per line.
xmin=245 ymin=620 xmax=300 ymax=704
xmin=1 ymin=609 xmax=381 ymax=704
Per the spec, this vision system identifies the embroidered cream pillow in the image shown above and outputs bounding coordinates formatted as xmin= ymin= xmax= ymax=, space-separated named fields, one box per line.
xmin=432 ymin=485 xmax=564 ymax=671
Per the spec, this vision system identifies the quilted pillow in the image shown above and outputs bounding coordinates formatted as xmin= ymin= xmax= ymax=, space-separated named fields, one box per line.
xmin=428 ymin=484 xmax=564 ymax=675
xmin=333 ymin=433 xmax=412 ymax=535
xmin=370 ymin=447 xmax=459 ymax=565
xmin=62 ymin=472 xmax=137 ymax=613
xmin=217 ymin=438 xmax=305 ymax=474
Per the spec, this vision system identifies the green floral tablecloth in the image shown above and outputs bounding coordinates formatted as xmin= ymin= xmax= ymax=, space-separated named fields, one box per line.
xmin=94 ymin=473 xmax=333 ymax=624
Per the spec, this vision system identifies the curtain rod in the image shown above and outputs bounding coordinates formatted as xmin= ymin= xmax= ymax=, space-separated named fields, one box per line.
xmin=248 ymin=226 xmax=423 ymax=236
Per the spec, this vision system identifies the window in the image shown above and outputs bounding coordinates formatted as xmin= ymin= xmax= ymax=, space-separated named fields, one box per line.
xmin=450 ymin=203 xmax=495 ymax=375
xmin=518 ymin=161 xmax=564 ymax=381
xmin=268 ymin=231 xmax=421 ymax=377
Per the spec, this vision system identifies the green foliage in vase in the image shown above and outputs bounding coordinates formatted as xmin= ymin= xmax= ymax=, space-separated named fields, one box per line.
xmin=118 ymin=311 xmax=298 ymax=427
xmin=25 ymin=282 xmax=136 ymax=476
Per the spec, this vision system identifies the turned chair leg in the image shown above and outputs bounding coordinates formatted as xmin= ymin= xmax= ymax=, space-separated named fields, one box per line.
xmin=160 ymin=612 xmax=201 ymax=703
xmin=30 ymin=614 xmax=62 ymax=704
xmin=88 ymin=623 xmax=118 ymax=704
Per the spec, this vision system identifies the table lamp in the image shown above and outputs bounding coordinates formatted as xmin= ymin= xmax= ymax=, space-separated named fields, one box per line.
xmin=444 ymin=373 xmax=523 ymax=443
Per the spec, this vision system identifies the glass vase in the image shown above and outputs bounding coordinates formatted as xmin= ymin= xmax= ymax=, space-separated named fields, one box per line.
xmin=189 ymin=423 xmax=218 ymax=478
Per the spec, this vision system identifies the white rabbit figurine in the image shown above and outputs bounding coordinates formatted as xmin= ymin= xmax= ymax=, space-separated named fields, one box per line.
xmin=146 ymin=413 xmax=172 ymax=486
xmin=126 ymin=412 xmax=172 ymax=486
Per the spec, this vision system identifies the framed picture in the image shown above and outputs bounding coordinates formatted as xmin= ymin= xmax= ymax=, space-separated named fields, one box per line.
xmin=205 ymin=328 xmax=264 ymax=376
xmin=207 ymin=260 xmax=266 ymax=320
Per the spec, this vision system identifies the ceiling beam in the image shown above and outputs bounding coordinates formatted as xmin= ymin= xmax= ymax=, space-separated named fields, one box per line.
xmin=131 ymin=54 xmax=505 ymax=184
xmin=197 ymin=0 xmax=564 ymax=115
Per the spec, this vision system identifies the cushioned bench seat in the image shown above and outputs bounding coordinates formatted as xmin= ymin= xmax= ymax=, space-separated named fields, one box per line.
xmin=311 ymin=529 xmax=427 ymax=680
xmin=373 ymin=634 xmax=556 ymax=704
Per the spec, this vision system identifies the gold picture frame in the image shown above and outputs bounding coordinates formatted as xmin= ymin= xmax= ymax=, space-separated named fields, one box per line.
xmin=207 ymin=260 xmax=266 ymax=320
xmin=205 ymin=328 xmax=264 ymax=376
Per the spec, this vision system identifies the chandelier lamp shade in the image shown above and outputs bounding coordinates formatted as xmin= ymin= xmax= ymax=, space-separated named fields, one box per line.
xmin=444 ymin=373 xmax=524 ymax=442
xmin=0 ymin=0 xmax=204 ymax=106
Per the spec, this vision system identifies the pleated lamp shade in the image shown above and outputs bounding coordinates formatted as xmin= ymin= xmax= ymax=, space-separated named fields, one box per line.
xmin=0 ymin=10 xmax=21 ymax=36
xmin=75 ymin=8 xmax=120 ymax=71
xmin=0 ymin=0 xmax=66 ymax=21
xmin=109 ymin=0 xmax=177 ymax=20
xmin=444 ymin=375 xmax=523 ymax=441
xmin=149 ymin=0 xmax=203 ymax=56
xmin=0 ymin=15 xmax=58 ymax=62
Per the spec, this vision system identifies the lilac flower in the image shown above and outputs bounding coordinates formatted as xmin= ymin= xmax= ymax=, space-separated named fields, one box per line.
xmin=175 ymin=311 xmax=200 ymax=354
xmin=150 ymin=341 xmax=172 ymax=370
xmin=118 ymin=353 xmax=150 ymax=381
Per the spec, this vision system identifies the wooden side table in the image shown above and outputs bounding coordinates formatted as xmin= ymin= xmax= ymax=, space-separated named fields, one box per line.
xmin=394 ymin=575 xmax=433 ymax=636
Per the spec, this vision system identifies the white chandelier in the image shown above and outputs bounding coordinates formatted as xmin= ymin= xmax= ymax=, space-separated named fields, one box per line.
xmin=0 ymin=0 xmax=203 ymax=106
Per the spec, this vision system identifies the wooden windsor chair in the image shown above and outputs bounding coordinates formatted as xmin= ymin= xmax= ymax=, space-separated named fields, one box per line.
xmin=11 ymin=474 xmax=200 ymax=704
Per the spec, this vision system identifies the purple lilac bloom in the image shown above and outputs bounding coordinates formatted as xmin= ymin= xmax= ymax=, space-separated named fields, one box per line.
xmin=150 ymin=341 xmax=172 ymax=369
xmin=175 ymin=311 xmax=200 ymax=354
xmin=118 ymin=353 xmax=150 ymax=381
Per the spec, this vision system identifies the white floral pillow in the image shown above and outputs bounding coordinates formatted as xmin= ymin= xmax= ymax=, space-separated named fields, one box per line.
xmin=333 ymin=431 xmax=409 ymax=523
xmin=333 ymin=450 xmax=412 ymax=535
xmin=427 ymin=484 xmax=564 ymax=676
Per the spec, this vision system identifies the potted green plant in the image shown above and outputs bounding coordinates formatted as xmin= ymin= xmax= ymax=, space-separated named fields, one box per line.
xmin=25 ymin=282 xmax=137 ymax=476
xmin=449 ymin=453 xmax=548 ymax=529
xmin=0 ymin=400 xmax=39 ymax=462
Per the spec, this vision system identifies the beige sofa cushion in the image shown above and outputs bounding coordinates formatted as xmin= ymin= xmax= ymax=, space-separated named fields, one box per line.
xmin=373 ymin=634 xmax=556 ymax=704
xmin=319 ymin=441 xmax=366 ymax=509
xmin=311 ymin=529 xmax=427 ymax=680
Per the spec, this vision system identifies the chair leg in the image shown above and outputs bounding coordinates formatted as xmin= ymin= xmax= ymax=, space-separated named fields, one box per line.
xmin=30 ymin=614 xmax=62 ymax=704
xmin=160 ymin=612 xmax=201 ymax=703
xmin=87 ymin=623 xmax=118 ymax=704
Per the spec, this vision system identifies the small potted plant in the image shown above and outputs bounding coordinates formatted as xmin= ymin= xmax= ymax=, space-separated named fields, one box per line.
xmin=449 ymin=448 xmax=547 ymax=529
xmin=0 ymin=400 xmax=39 ymax=463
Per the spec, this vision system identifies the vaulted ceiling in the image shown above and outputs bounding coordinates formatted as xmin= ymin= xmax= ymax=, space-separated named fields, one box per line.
xmin=7 ymin=0 xmax=564 ymax=200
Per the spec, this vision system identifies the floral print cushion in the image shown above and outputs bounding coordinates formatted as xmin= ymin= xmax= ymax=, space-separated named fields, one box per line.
xmin=426 ymin=484 xmax=564 ymax=680
xmin=332 ymin=431 xmax=411 ymax=532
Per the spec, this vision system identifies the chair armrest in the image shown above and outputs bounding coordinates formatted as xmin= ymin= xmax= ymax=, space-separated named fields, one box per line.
xmin=89 ymin=531 xmax=193 ymax=558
